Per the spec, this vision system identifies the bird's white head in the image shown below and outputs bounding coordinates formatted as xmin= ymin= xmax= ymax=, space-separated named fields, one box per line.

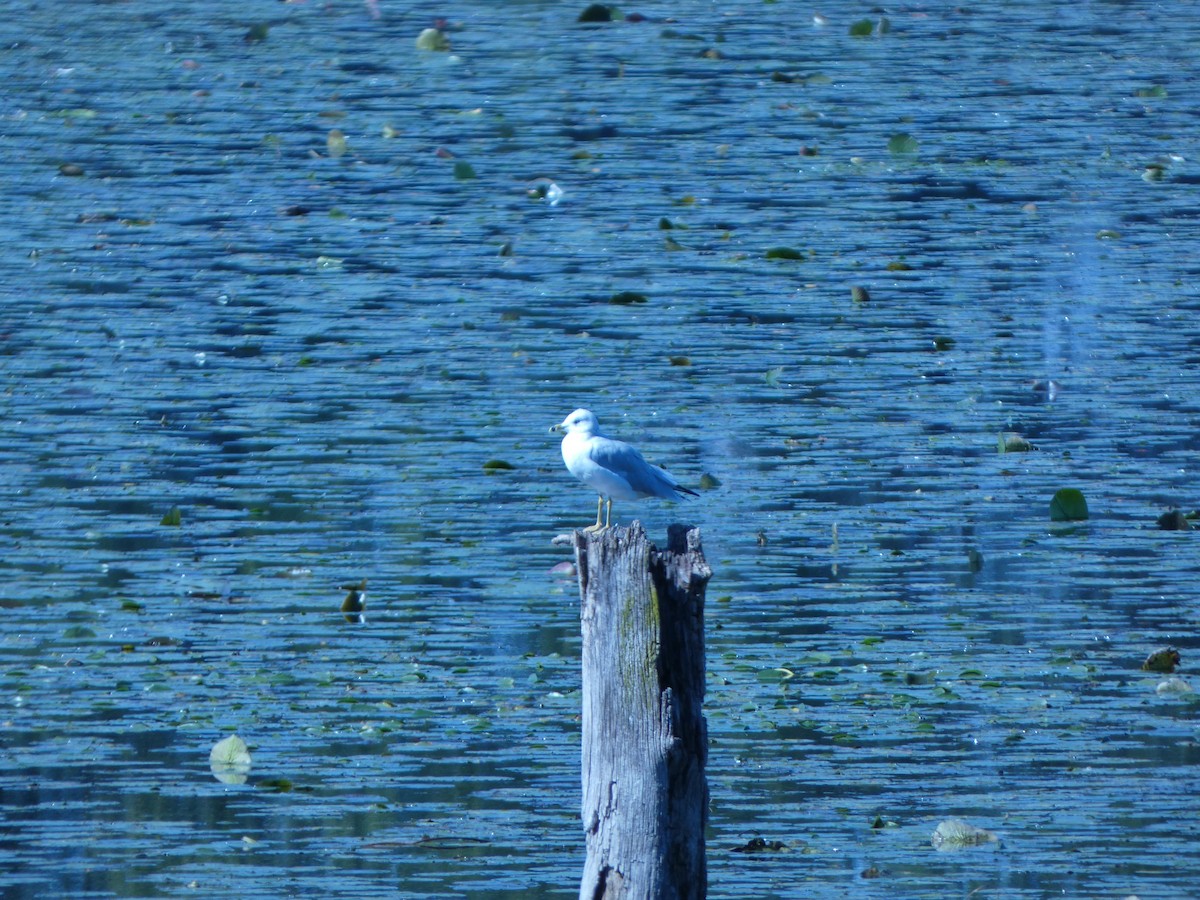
xmin=551 ymin=408 xmax=600 ymax=436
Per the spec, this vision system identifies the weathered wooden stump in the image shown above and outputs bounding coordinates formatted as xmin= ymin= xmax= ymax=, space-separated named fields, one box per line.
xmin=572 ymin=522 xmax=711 ymax=900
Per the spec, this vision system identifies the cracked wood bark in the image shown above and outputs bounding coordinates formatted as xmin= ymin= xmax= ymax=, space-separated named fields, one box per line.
xmin=573 ymin=522 xmax=711 ymax=900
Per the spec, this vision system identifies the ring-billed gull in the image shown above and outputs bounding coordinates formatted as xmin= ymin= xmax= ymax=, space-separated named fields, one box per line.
xmin=550 ymin=408 xmax=698 ymax=531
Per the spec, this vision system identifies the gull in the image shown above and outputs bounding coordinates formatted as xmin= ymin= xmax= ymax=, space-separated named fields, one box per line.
xmin=550 ymin=408 xmax=698 ymax=531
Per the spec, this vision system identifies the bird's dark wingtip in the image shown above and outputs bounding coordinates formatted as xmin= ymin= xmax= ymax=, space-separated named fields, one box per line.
xmin=677 ymin=486 xmax=700 ymax=498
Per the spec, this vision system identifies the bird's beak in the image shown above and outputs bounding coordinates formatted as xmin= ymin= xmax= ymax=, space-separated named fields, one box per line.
xmin=549 ymin=422 xmax=565 ymax=434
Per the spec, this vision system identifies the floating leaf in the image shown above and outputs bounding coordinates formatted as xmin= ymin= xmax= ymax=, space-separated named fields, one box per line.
xmin=933 ymin=336 xmax=955 ymax=351
xmin=886 ymin=260 xmax=912 ymax=271
xmin=1096 ymin=229 xmax=1121 ymax=240
xmin=1155 ymin=676 xmax=1193 ymax=695
xmin=482 ymin=459 xmax=515 ymax=472
xmin=764 ymin=365 xmax=784 ymax=386
xmin=998 ymin=433 xmax=1032 ymax=453
xmin=244 ymin=23 xmax=270 ymax=43
xmin=341 ymin=579 xmax=367 ymax=615
xmin=699 ymin=473 xmax=721 ymax=489
xmin=453 ymin=161 xmax=476 ymax=180
xmin=732 ymin=837 xmax=788 ymax=853
xmin=1156 ymin=509 xmax=1190 ymax=530
xmin=58 ymin=163 xmax=85 ymax=177
xmin=209 ymin=735 xmax=252 ymax=784
xmin=1135 ymin=84 xmax=1168 ymax=99
xmin=610 ymin=290 xmax=648 ymax=305
xmin=850 ymin=285 xmax=870 ymax=303
xmin=668 ymin=356 xmax=691 ymax=366
xmin=1049 ymin=488 xmax=1089 ymax=522
xmin=887 ymin=133 xmax=919 ymax=155
xmin=849 ymin=18 xmax=874 ymax=36
xmin=764 ymin=246 xmax=804 ymax=260
xmin=1142 ymin=647 xmax=1181 ymax=673
xmin=415 ymin=28 xmax=450 ymax=51
xmin=161 ymin=506 xmax=182 ymax=526
xmin=326 ymin=129 xmax=347 ymax=158
xmin=578 ymin=4 xmax=617 ymax=22
xmin=931 ymin=819 xmax=998 ymax=850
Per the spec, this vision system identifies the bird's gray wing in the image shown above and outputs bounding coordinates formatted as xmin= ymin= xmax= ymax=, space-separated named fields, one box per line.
xmin=589 ymin=437 xmax=685 ymax=499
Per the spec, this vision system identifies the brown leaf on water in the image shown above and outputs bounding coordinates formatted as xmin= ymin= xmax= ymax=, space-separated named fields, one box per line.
xmin=1142 ymin=647 xmax=1181 ymax=673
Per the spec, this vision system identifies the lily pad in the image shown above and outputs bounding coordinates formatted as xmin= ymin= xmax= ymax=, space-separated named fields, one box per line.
xmin=1049 ymin=488 xmax=1089 ymax=522
xmin=887 ymin=133 xmax=919 ymax=155
xmin=732 ymin=836 xmax=787 ymax=853
xmin=998 ymin=433 xmax=1032 ymax=453
xmin=609 ymin=290 xmax=648 ymax=305
xmin=1155 ymin=676 xmax=1193 ymax=695
xmin=326 ymin=129 xmax=347 ymax=158
xmin=764 ymin=246 xmax=804 ymax=260
xmin=578 ymin=4 xmax=616 ymax=22
xmin=341 ymin=579 xmax=367 ymax=614
xmin=1142 ymin=647 xmax=1181 ymax=673
xmin=416 ymin=28 xmax=450 ymax=51
xmin=1156 ymin=509 xmax=1190 ymax=530
xmin=209 ymin=735 xmax=252 ymax=784
xmin=931 ymin=818 xmax=998 ymax=850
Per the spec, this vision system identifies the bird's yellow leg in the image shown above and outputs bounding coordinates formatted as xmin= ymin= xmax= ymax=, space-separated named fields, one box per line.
xmin=604 ymin=499 xmax=613 ymax=528
xmin=584 ymin=495 xmax=605 ymax=533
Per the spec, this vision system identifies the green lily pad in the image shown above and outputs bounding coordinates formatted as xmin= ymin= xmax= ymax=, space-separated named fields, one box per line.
xmin=610 ymin=291 xmax=648 ymax=305
xmin=888 ymin=133 xmax=919 ymax=155
xmin=1049 ymin=488 xmax=1089 ymax=521
xmin=998 ymin=433 xmax=1032 ymax=453
xmin=578 ymin=4 xmax=616 ymax=22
